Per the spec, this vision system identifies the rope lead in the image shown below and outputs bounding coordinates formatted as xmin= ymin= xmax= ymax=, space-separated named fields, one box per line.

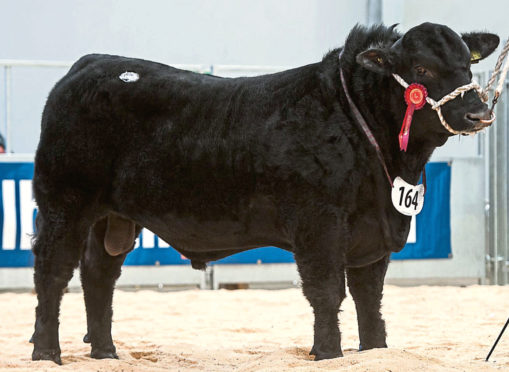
xmin=392 ymin=38 xmax=509 ymax=135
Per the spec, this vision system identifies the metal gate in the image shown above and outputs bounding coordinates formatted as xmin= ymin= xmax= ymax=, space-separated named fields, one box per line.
xmin=486 ymin=73 xmax=509 ymax=285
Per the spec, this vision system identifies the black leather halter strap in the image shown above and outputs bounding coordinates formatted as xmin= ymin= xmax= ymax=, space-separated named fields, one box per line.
xmin=338 ymin=51 xmax=427 ymax=192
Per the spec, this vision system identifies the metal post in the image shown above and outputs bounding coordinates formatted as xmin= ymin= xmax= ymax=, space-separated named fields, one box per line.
xmin=488 ymin=77 xmax=509 ymax=285
xmin=4 ymin=66 xmax=11 ymax=154
xmin=480 ymin=71 xmax=492 ymax=284
xmin=487 ymin=72 xmax=498 ymax=285
xmin=496 ymin=83 xmax=508 ymax=285
xmin=487 ymin=124 xmax=495 ymax=285
xmin=504 ymin=81 xmax=509 ymax=285
xmin=493 ymin=106 xmax=499 ymax=285
xmin=366 ymin=0 xmax=382 ymax=26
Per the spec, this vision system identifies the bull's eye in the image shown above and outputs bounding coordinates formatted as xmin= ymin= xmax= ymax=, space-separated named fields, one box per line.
xmin=415 ymin=66 xmax=428 ymax=76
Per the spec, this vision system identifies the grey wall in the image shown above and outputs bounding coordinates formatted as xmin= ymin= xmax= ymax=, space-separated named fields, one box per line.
xmin=391 ymin=0 xmax=508 ymax=70
xmin=1 ymin=0 xmax=368 ymax=65
xmin=0 ymin=0 xmax=369 ymax=153
xmin=1 ymin=0 xmax=507 ymax=153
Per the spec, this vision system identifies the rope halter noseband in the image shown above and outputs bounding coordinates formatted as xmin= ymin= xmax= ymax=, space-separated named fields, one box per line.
xmin=392 ymin=73 xmax=495 ymax=136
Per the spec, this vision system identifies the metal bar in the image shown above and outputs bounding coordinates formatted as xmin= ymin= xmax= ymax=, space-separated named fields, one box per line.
xmin=492 ymin=77 xmax=509 ymax=285
xmin=172 ymin=64 xmax=211 ymax=73
xmin=497 ymin=82 xmax=508 ymax=284
xmin=4 ymin=66 xmax=11 ymax=154
xmin=493 ymin=100 xmax=499 ymax=284
xmin=505 ymin=82 xmax=509 ymax=284
xmin=366 ymin=0 xmax=382 ymax=26
xmin=0 ymin=59 xmax=291 ymax=77
xmin=0 ymin=153 xmax=34 ymax=162
xmin=213 ymin=64 xmax=288 ymax=71
xmin=0 ymin=59 xmax=212 ymax=73
xmin=213 ymin=65 xmax=289 ymax=75
xmin=0 ymin=59 xmax=73 ymax=68
xmin=2 ymin=66 xmax=6 ymax=149
xmin=487 ymin=68 xmax=497 ymax=284
xmin=483 ymin=73 xmax=492 ymax=284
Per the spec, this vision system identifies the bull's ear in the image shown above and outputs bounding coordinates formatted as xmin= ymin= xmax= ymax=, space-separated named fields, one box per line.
xmin=356 ymin=48 xmax=395 ymax=75
xmin=461 ymin=32 xmax=500 ymax=63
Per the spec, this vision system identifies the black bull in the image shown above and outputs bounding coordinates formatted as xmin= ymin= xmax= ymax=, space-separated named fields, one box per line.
xmin=31 ymin=23 xmax=499 ymax=363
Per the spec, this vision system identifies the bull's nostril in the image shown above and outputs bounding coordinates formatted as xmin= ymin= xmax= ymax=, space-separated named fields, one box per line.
xmin=464 ymin=109 xmax=495 ymax=127
xmin=466 ymin=113 xmax=480 ymax=122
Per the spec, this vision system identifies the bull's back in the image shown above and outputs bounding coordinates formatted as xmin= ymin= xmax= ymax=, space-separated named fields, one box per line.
xmin=34 ymin=54 xmax=289 ymax=218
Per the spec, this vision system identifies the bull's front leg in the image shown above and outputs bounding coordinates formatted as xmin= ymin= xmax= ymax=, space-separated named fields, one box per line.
xmin=294 ymin=218 xmax=346 ymax=361
xmin=346 ymin=255 xmax=389 ymax=350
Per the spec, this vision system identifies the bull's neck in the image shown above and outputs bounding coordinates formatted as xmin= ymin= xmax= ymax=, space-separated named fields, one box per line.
xmin=339 ymin=65 xmax=446 ymax=184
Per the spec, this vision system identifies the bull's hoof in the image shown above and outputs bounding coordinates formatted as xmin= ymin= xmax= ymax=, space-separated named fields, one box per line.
xmin=309 ymin=345 xmax=317 ymax=355
xmin=29 ymin=335 xmax=34 ymax=343
xmin=91 ymin=348 xmax=118 ymax=360
xmin=359 ymin=342 xmax=387 ymax=351
xmin=83 ymin=333 xmax=90 ymax=343
xmin=314 ymin=350 xmax=343 ymax=361
xmin=32 ymin=348 xmax=62 ymax=365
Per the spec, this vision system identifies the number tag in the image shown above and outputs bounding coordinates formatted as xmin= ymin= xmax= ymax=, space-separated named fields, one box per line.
xmin=391 ymin=176 xmax=424 ymax=216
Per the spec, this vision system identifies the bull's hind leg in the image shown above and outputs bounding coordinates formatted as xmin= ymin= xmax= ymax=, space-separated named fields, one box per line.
xmin=294 ymin=217 xmax=346 ymax=361
xmin=32 ymin=196 xmax=95 ymax=364
xmin=346 ymin=255 xmax=389 ymax=351
xmin=80 ymin=216 xmax=141 ymax=359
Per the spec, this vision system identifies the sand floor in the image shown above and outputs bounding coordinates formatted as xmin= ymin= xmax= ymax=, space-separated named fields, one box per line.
xmin=1 ymin=285 xmax=508 ymax=371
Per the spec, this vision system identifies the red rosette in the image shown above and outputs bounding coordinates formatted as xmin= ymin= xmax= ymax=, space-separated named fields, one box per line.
xmin=404 ymin=83 xmax=427 ymax=110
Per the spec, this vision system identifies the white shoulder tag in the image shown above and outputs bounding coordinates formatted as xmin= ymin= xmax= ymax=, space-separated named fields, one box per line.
xmin=391 ymin=176 xmax=425 ymax=216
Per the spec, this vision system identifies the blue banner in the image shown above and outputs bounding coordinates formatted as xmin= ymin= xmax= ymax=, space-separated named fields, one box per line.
xmin=0 ymin=162 xmax=451 ymax=267
xmin=391 ymin=162 xmax=452 ymax=260
xmin=0 ymin=162 xmax=37 ymax=267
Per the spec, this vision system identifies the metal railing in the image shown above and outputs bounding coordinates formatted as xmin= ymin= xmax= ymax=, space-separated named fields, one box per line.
xmin=1 ymin=60 xmax=77 ymax=154
xmin=0 ymin=59 xmax=291 ymax=155
xmin=486 ymin=77 xmax=509 ymax=285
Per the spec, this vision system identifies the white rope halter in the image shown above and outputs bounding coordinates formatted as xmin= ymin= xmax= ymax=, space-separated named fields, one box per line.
xmin=486 ymin=38 xmax=509 ymax=103
xmin=391 ymin=38 xmax=509 ymax=136
xmin=392 ymin=73 xmax=493 ymax=135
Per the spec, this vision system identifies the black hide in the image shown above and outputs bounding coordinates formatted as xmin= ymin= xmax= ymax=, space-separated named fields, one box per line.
xmin=31 ymin=22 xmax=498 ymax=363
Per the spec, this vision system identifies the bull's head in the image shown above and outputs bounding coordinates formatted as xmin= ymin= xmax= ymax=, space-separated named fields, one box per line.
xmin=356 ymin=22 xmax=499 ymax=137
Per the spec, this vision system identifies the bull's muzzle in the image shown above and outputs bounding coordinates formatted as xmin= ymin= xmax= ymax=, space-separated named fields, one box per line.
xmin=465 ymin=108 xmax=496 ymax=130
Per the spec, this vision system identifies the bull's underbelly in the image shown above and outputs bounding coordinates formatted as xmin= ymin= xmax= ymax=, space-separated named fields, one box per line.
xmin=144 ymin=214 xmax=292 ymax=252
xmin=116 ymin=191 xmax=293 ymax=255
xmin=122 ymin=205 xmax=402 ymax=268
xmin=142 ymin=212 xmax=391 ymax=268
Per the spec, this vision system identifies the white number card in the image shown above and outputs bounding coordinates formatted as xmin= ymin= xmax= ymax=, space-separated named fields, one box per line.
xmin=391 ymin=176 xmax=424 ymax=216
